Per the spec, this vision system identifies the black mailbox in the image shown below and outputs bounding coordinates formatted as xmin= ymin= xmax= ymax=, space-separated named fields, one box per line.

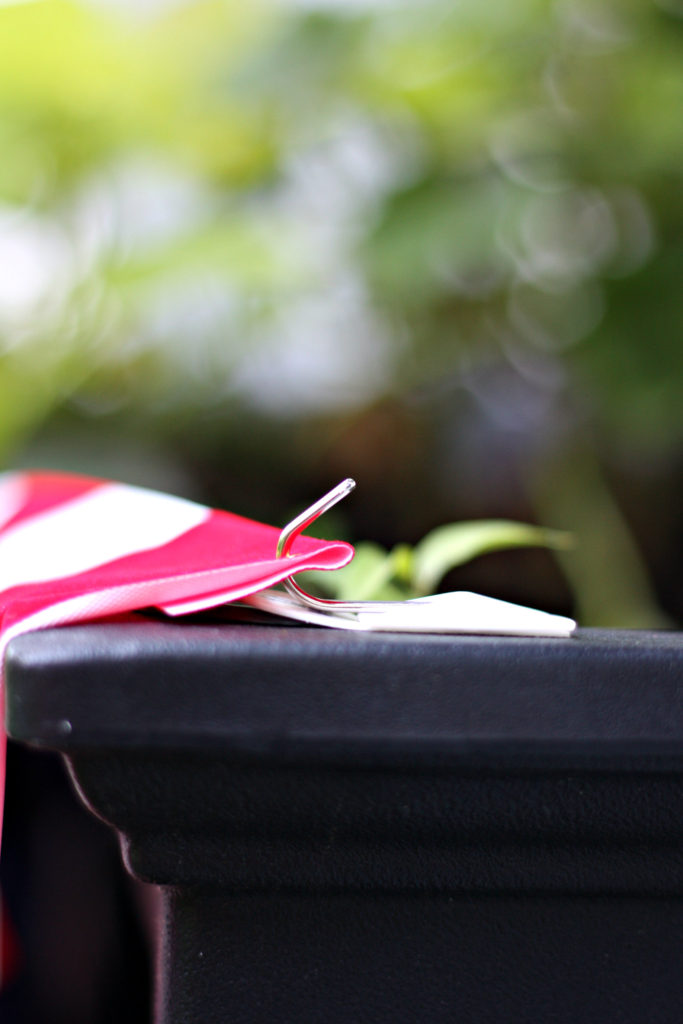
xmin=6 ymin=621 xmax=683 ymax=1023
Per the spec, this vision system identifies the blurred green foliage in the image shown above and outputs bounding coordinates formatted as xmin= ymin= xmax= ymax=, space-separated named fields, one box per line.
xmin=0 ymin=0 xmax=681 ymax=624
xmin=305 ymin=520 xmax=572 ymax=601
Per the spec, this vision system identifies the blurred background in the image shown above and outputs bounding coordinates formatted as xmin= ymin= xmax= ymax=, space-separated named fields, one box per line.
xmin=0 ymin=0 xmax=681 ymax=1018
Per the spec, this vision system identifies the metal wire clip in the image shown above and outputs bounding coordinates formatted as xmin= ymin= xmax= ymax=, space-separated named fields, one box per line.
xmin=244 ymin=479 xmax=576 ymax=636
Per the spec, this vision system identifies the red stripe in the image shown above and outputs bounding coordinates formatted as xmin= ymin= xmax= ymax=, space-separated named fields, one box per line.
xmin=0 ymin=472 xmax=101 ymax=535
xmin=0 ymin=505 xmax=352 ymax=624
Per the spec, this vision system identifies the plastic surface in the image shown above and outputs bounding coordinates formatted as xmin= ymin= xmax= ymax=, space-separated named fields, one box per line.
xmin=6 ymin=622 xmax=683 ymax=759
xmin=6 ymin=622 xmax=683 ymax=1023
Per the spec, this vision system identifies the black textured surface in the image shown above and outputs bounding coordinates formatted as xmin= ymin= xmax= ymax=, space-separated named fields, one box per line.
xmin=6 ymin=623 xmax=683 ymax=761
xmin=6 ymin=621 xmax=683 ymax=1023
xmin=156 ymin=889 xmax=683 ymax=1024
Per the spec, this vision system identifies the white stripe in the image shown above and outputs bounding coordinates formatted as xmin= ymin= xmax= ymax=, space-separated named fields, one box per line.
xmin=0 ymin=482 xmax=210 ymax=592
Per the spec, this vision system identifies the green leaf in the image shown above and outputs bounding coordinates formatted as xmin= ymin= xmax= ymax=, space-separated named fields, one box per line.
xmin=413 ymin=520 xmax=572 ymax=596
xmin=328 ymin=541 xmax=399 ymax=601
xmin=388 ymin=543 xmax=414 ymax=588
xmin=300 ymin=541 xmax=409 ymax=602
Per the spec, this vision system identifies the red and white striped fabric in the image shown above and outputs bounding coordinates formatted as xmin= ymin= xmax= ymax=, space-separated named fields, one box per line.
xmin=0 ymin=470 xmax=354 ymax=836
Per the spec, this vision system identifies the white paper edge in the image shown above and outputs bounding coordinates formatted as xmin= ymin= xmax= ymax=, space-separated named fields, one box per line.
xmin=244 ymin=589 xmax=576 ymax=637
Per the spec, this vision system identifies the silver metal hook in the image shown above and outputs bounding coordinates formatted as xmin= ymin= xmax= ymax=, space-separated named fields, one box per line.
xmin=276 ymin=478 xmax=356 ymax=559
xmin=276 ymin=478 xmax=431 ymax=620
xmin=264 ymin=478 xmax=576 ymax=636
xmin=276 ymin=478 xmax=376 ymax=617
